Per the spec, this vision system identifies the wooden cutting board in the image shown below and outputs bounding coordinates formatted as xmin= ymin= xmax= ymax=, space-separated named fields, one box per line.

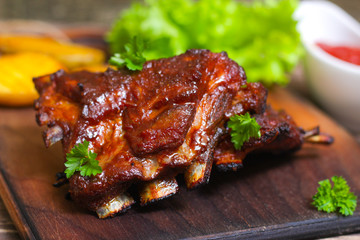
xmin=0 ymin=86 xmax=359 ymax=240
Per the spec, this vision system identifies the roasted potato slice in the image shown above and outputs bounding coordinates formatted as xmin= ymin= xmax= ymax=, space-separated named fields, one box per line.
xmin=0 ymin=52 xmax=65 ymax=106
xmin=0 ymin=35 xmax=105 ymax=69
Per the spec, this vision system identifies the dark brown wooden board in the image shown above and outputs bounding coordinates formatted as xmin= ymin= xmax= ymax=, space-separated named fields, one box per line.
xmin=0 ymin=86 xmax=360 ymax=240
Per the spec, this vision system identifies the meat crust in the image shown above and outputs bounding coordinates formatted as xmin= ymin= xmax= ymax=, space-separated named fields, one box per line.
xmin=34 ymin=49 xmax=270 ymax=212
xmin=214 ymin=106 xmax=303 ymax=171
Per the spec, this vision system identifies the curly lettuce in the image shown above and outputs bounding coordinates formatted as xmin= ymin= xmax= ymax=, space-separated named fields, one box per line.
xmin=107 ymin=0 xmax=302 ymax=86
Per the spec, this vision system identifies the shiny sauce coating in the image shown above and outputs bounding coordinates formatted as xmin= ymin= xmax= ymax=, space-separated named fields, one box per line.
xmin=34 ymin=49 xmax=266 ymax=210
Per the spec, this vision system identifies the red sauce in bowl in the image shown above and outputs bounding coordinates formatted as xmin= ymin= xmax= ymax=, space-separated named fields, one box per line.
xmin=316 ymin=43 xmax=360 ymax=66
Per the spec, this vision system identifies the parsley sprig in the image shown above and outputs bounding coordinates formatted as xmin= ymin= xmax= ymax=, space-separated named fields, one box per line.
xmin=64 ymin=140 xmax=102 ymax=179
xmin=228 ymin=113 xmax=261 ymax=150
xmin=312 ymin=176 xmax=357 ymax=216
xmin=109 ymin=36 xmax=147 ymax=71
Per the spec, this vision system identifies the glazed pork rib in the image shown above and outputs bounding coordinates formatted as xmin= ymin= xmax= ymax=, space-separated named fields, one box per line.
xmin=34 ymin=49 xmax=269 ymax=217
xmin=214 ymin=106 xmax=332 ymax=172
xmin=34 ymin=49 xmax=329 ymax=218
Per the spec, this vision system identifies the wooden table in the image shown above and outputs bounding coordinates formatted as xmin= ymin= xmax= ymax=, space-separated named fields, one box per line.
xmin=0 ymin=0 xmax=359 ymax=239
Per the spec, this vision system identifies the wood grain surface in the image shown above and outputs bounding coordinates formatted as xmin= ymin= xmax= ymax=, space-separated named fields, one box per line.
xmin=0 ymin=198 xmax=18 ymax=240
xmin=0 ymin=87 xmax=359 ymax=240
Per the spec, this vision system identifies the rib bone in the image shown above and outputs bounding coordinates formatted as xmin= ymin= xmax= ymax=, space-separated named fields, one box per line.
xmin=96 ymin=193 xmax=135 ymax=219
xmin=185 ymin=161 xmax=210 ymax=189
xmin=43 ymin=125 xmax=63 ymax=147
xmin=139 ymin=178 xmax=179 ymax=206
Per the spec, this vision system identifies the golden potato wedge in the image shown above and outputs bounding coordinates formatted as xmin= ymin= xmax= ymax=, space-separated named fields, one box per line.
xmin=0 ymin=52 xmax=65 ymax=106
xmin=0 ymin=35 xmax=105 ymax=69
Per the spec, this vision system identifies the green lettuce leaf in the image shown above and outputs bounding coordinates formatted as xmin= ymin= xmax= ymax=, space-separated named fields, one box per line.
xmin=107 ymin=0 xmax=302 ymax=86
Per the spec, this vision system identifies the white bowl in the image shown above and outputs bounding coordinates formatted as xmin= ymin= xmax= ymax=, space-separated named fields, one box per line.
xmin=295 ymin=0 xmax=360 ymax=133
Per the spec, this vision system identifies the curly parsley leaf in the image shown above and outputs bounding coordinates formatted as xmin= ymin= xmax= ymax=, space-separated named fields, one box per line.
xmin=109 ymin=36 xmax=147 ymax=71
xmin=312 ymin=176 xmax=357 ymax=216
xmin=228 ymin=113 xmax=261 ymax=150
xmin=64 ymin=140 xmax=102 ymax=179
